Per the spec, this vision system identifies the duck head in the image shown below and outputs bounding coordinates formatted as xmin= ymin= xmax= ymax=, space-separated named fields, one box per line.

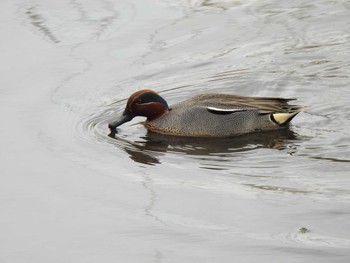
xmin=108 ymin=90 xmax=170 ymax=132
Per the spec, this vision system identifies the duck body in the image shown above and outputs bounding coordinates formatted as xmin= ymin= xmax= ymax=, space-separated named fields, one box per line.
xmin=109 ymin=90 xmax=302 ymax=137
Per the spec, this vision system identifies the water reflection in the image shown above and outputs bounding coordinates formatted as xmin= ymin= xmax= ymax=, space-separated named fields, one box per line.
xmin=109 ymin=128 xmax=299 ymax=165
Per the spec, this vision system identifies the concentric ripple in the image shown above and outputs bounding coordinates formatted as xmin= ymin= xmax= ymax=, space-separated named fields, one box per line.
xmin=78 ymin=88 xmax=303 ymax=165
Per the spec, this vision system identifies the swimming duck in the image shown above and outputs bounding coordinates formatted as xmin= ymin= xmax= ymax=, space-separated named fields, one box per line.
xmin=108 ymin=90 xmax=302 ymax=137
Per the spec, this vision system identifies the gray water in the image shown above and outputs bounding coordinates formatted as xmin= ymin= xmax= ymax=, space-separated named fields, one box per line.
xmin=1 ymin=0 xmax=350 ymax=262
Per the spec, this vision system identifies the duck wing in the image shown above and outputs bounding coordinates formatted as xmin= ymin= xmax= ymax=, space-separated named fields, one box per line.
xmin=189 ymin=93 xmax=301 ymax=114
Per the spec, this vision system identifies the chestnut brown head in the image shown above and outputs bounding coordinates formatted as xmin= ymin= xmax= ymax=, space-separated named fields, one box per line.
xmin=108 ymin=90 xmax=169 ymax=131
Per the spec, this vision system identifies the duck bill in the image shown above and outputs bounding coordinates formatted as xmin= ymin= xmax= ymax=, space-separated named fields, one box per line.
xmin=108 ymin=113 xmax=134 ymax=131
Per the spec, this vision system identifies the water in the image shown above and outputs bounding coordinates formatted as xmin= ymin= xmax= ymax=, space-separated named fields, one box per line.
xmin=1 ymin=0 xmax=350 ymax=262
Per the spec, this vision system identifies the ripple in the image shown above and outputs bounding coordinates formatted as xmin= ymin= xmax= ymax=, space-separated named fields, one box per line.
xmin=278 ymin=231 xmax=350 ymax=249
xmin=21 ymin=0 xmax=130 ymax=45
xmin=25 ymin=6 xmax=60 ymax=43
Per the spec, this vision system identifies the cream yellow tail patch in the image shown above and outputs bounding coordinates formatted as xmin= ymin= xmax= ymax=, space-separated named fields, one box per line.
xmin=272 ymin=111 xmax=300 ymax=125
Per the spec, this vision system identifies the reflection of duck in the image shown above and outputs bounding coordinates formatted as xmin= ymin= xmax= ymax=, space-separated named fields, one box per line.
xmin=116 ymin=129 xmax=300 ymax=166
xmin=109 ymin=90 xmax=302 ymax=137
xmin=143 ymin=129 xmax=299 ymax=154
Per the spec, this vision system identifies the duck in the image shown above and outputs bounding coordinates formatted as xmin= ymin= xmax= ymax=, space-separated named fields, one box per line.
xmin=108 ymin=89 xmax=302 ymax=137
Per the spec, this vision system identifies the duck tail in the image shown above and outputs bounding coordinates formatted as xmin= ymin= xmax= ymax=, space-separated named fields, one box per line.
xmin=271 ymin=107 xmax=303 ymax=126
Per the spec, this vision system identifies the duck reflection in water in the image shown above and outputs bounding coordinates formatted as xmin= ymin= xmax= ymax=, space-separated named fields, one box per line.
xmin=108 ymin=128 xmax=300 ymax=166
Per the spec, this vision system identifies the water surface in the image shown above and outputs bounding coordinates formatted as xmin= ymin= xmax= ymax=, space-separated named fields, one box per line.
xmin=1 ymin=0 xmax=350 ymax=262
